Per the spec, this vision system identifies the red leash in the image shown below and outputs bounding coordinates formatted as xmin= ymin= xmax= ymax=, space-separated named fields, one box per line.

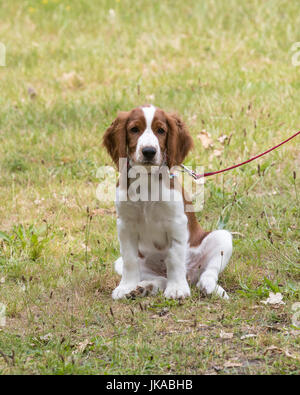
xmin=181 ymin=130 xmax=300 ymax=179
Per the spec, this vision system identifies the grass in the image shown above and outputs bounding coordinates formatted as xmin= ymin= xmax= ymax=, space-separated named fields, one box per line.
xmin=0 ymin=0 xmax=299 ymax=375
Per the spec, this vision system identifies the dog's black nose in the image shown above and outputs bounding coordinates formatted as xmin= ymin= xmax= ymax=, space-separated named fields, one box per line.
xmin=142 ymin=147 xmax=157 ymax=160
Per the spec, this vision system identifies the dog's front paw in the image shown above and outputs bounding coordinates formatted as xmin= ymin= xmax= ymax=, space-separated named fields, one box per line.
xmin=112 ymin=283 xmax=137 ymax=300
xmin=164 ymin=281 xmax=190 ymax=299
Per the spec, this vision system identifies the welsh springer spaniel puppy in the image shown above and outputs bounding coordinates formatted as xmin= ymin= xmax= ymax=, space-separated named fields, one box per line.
xmin=103 ymin=105 xmax=232 ymax=300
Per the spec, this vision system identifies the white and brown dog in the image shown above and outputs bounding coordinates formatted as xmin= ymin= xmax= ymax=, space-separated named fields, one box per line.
xmin=103 ymin=105 xmax=232 ymax=300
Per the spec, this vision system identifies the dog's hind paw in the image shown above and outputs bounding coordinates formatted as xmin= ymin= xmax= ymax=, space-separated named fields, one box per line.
xmin=126 ymin=281 xmax=157 ymax=299
xmin=112 ymin=284 xmax=138 ymax=300
xmin=197 ymin=276 xmax=229 ymax=300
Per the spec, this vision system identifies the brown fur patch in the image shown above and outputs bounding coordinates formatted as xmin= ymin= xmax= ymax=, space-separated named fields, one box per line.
xmin=165 ymin=112 xmax=194 ymax=168
xmin=183 ymin=188 xmax=210 ymax=247
xmin=169 ymin=178 xmax=209 ymax=247
xmin=103 ymin=111 xmax=130 ymax=169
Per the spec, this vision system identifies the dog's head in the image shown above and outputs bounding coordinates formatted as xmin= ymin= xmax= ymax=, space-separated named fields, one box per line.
xmin=103 ymin=105 xmax=193 ymax=170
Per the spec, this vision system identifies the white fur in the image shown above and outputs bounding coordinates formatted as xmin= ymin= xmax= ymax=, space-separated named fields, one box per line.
xmin=111 ymin=106 xmax=233 ymax=300
xmin=113 ymin=229 xmax=232 ymax=300
xmin=113 ymin=179 xmax=190 ymax=300
xmin=134 ymin=105 xmax=162 ymax=165
xmin=191 ymin=230 xmax=232 ymax=299
xmin=112 ymin=174 xmax=233 ymax=300
xmin=114 ymin=257 xmax=123 ymax=276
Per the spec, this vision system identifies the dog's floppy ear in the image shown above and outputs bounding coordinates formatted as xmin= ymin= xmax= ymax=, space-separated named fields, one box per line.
xmin=166 ymin=112 xmax=194 ymax=168
xmin=103 ymin=111 xmax=130 ymax=169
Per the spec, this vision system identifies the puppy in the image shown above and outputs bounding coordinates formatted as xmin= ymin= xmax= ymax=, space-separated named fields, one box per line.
xmin=103 ymin=105 xmax=232 ymax=300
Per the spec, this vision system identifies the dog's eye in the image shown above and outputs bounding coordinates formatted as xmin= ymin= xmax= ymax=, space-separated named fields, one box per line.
xmin=130 ymin=127 xmax=139 ymax=134
xmin=157 ymin=128 xmax=165 ymax=135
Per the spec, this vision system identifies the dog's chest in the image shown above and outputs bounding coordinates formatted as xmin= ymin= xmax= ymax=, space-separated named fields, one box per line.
xmin=116 ymin=196 xmax=186 ymax=255
xmin=138 ymin=203 xmax=170 ymax=252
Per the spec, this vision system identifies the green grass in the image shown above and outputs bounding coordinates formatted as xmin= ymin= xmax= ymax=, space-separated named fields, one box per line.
xmin=0 ymin=0 xmax=299 ymax=374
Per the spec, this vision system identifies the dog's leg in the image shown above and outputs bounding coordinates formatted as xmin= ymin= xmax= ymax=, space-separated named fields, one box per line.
xmin=164 ymin=215 xmax=191 ymax=299
xmin=112 ymin=219 xmax=140 ymax=299
xmin=120 ymin=259 xmax=167 ymax=297
xmin=114 ymin=257 xmax=167 ymax=297
xmin=195 ymin=230 xmax=232 ymax=299
xmin=114 ymin=257 xmax=123 ymax=275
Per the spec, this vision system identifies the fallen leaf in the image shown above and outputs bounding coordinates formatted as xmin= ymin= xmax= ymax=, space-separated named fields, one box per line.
xmin=27 ymin=86 xmax=37 ymax=99
xmin=108 ymin=9 xmax=116 ymax=22
xmin=0 ymin=277 xmax=5 ymax=284
xmin=0 ymin=303 xmax=6 ymax=327
xmin=61 ymin=71 xmax=84 ymax=89
xmin=91 ymin=208 xmax=116 ymax=216
xmin=240 ymin=334 xmax=257 ymax=340
xmin=188 ymin=114 xmax=197 ymax=125
xmin=34 ymin=198 xmax=45 ymax=205
xmin=197 ymin=130 xmax=214 ymax=149
xmin=81 ymin=243 xmax=91 ymax=252
xmin=220 ymin=330 xmax=234 ymax=339
xmin=146 ymin=94 xmax=155 ymax=102
xmin=264 ymin=345 xmax=299 ymax=360
xmin=40 ymin=333 xmax=53 ymax=342
xmin=284 ymin=349 xmax=299 ymax=360
xmin=73 ymin=339 xmax=93 ymax=354
xmin=217 ymin=135 xmax=228 ymax=144
xmin=264 ymin=345 xmax=282 ymax=355
xmin=205 ymin=369 xmax=218 ymax=375
xmin=212 ymin=149 xmax=223 ymax=157
xmin=261 ymin=292 xmax=285 ymax=306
